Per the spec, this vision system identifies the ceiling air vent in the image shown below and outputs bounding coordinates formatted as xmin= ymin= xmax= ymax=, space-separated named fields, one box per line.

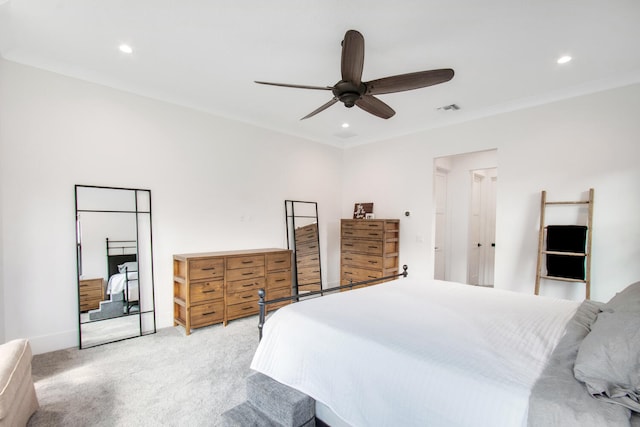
xmin=437 ymin=104 xmax=460 ymax=111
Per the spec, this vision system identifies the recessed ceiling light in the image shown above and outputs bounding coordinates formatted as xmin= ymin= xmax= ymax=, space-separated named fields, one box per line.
xmin=119 ymin=44 xmax=133 ymax=54
xmin=557 ymin=55 xmax=572 ymax=64
xmin=341 ymin=123 xmax=350 ymax=128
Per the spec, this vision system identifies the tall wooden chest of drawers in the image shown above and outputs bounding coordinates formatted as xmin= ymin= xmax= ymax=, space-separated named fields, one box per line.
xmin=294 ymin=223 xmax=322 ymax=293
xmin=340 ymin=219 xmax=400 ymax=288
xmin=173 ymin=248 xmax=292 ymax=335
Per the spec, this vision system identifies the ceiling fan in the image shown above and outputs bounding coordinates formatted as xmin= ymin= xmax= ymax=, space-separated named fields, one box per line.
xmin=255 ymin=29 xmax=454 ymax=120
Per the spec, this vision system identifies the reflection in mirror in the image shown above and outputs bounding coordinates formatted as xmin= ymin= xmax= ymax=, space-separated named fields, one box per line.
xmin=285 ymin=200 xmax=322 ymax=296
xmin=75 ymin=185 xmax=156 ymax=349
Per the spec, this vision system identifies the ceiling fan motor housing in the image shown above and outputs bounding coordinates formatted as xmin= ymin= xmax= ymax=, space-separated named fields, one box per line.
xmin=333 ymin=80 xmax=366 ymax=107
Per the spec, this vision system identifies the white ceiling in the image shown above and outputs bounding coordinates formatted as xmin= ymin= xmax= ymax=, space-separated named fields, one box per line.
xmin=1 ymin=0 xmax=639 ymax=147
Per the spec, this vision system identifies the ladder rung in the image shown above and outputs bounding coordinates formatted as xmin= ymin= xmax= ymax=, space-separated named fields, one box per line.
xmin=545 ymin=200 xmax=590 ymax=205
xmin=541 ymin=275 xmax=587 ymax=283
xmin=542 ymin=250 xmax=587 ymax=257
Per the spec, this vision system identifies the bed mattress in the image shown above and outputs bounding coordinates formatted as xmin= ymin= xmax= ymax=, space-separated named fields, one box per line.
xmin=251 ymin=278 xmax=580 ymax=427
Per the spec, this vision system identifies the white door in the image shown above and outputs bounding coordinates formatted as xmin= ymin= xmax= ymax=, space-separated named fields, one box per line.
xmin=434 ymin=169 xmax=448 ymax=280
xmin=468 ymin=168 xmax=497 ymax=286
xmin=468 ymin=172 xmax=483 ymax=285
xmin=485 ymin=174 xmax=497 ymax=285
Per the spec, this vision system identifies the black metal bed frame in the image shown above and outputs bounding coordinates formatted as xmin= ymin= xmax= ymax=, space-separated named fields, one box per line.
xmin=257 ymin=265 xmax=408 ymax=340
xmin=106 ymin=238 xmax=138 ymax=314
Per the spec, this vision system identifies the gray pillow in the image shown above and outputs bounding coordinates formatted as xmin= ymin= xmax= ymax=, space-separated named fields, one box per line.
xmin=574 ymin=281 xmax=640 ymax=412
xmin=605 ymin=281 xmax=640 ymax=312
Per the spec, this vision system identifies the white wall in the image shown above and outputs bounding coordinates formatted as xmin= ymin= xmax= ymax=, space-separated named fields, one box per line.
xmin=2 ymin=56 xmax=639 ymax=354
xmin=343 ymin=83 xmax=640 ymax=302
xmin=0 ymin=59 xmax=343 ymax=354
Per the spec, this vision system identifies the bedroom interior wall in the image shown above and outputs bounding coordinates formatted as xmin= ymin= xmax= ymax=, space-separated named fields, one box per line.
xmin=342 ymin=82 xmax=640 ymax=303
xmin=0 ymin=58 xmax=343 ymax=353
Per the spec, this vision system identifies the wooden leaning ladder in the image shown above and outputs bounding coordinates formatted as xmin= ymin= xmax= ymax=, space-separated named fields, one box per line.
xmin=534 ymin=188 xmax=594 ymax=299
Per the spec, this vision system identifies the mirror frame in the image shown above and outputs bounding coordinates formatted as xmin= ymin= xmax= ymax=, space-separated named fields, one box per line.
xmin=75 ymin=184 xmax=156 ymax=349
xmin=285 ymin=200 xmax=323 ymax=297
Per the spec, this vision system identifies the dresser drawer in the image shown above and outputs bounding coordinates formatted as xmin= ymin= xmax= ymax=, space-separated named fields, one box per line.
xmin=227 ymin=289 xmax=258 ymax=306
xmin=185 ymin=300 xmax=224 ymax=328
xmin=342 ymin=253 xmax=384 ymax=269
xmin=227 ymin=255 xmax=265 ymax=270
xmin=267 ymin=286 xmax=292 ymax=311
xmin=341 ymin=228 xmax=384 ymax=239
xmin=266 ymin=252 xmax=291 ymax=271
xmin=226 ymin=265 xmax=265 ymax=282
xmin=341 ymin=239 xmax=383 ymax=255
xmin=189 ymin=258 xmax=224 ymax=281
xmin=227 ymin=277 xmax=265 ymax=294
xmin=342 ymin=220 xmax=384 ymax=231
xmin=190 ymin=279 xmax=223 ymax=304
xmin=227 ymin=300 xmax=259 ymax=320
xmin=267 ymin=270 xmax=291 ymax=290
xmin=341 ymin=267 xmax=383 ymax=283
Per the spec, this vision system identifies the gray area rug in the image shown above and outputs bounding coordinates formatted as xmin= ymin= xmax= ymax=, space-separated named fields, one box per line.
xmin=28 ymin=315 xmax=259 ymax=426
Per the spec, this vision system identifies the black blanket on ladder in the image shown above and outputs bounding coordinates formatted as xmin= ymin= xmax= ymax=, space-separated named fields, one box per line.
xmin=546 ymin=225 xmax=587 ymax=280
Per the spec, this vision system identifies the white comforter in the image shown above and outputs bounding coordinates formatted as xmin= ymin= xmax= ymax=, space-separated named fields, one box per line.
xmin=106 ymin=271 xmax=138 ymax=299
xmin=251 ymin=278 xmax=580 ymax=427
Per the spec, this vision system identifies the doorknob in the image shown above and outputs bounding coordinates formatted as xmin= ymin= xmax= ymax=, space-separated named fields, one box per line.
xmin=477 ymin=243 xmax=482 ymax=247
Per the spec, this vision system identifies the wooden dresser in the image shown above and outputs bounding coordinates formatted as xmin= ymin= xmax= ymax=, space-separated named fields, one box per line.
xmin=173 ymin=248 xmax=292 ymax=335
xmin=340 ymin=219 xmax=400 ymax=288
xmin=79 ymin=278 xmax=104 ymax=312
xmin=294 ymin=223 xmax=322 ymax=293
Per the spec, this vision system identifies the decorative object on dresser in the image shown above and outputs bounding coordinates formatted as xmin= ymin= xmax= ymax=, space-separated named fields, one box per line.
xmin=285 ymin=200 xmax=323 ymax=296
xmin=173 ymin=248 xmax=292 ymax=335
xmin=78 ymin=278 xmax=104 ymax=312
xmin=340 ymin=219 xmax=400 ymax=288
xmin=353 ymin=202 xmax=373 ymax=219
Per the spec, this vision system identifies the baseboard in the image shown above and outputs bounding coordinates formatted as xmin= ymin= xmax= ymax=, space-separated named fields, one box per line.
xmin=27 ymin=329 xmax=78 ymax=355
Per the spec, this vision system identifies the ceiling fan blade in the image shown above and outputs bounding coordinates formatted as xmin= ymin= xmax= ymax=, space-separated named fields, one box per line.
xmin=355 ymin=95 xmax=396 ymax=119
xmin=255 ymin=81 xmax=333 ymax=91
xmin=365 ymin=69 xmax=454 ymax=95
xmin=341 ymin=30 xmax=365 ymax=85
xmin=301 ymin=97 xmax=339 ymax=120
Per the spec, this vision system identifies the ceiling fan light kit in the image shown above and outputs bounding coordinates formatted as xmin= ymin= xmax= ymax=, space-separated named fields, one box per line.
xmin=255 ymin=30 xmax=454 ymax=120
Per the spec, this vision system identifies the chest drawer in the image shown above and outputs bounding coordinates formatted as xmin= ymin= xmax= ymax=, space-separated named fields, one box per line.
xmin=266 ymin=252 xmax=291 ymax=271
xmin=226 ymin=300 xmax=259 ymax=320
xmin=341 ymin=239 xmax=383 ymax=255
xmin=227 ymin=288 xmax=258 ymax=306
xmin=267 ymin=286 xmax=292 ymax=311
xmin=341 ymin=252 xmax=384 ymax=269
xmin=341 ymin=267 xmax=383 ymax=282
xmin=189 ymin=258 xmax=224 ymax=280
xmin=227 ymin=277 xmax=265 ymax=294
xmin=226 ymin=265 xmax=265 ymax=282
xmin=267 ymin=270 xmax=291 ymax=290
xmin=227 ymin=255 xmax=264 ymax=270
xmin=190 ymin=279 xmax=223 ymax=304
xmin=341 ymin=228 xmax=384 ymax=239
xmin=342 ymin=220 xmax=384 ymax=231
xmin=187 ymin=300 xmax=224 ymax=328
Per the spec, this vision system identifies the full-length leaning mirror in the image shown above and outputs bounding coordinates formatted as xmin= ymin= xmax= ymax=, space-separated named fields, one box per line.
xmin=75 ymin=185 xmax=156 ymax=349
xmin=285 ymin=200 xmax=322 ymax=296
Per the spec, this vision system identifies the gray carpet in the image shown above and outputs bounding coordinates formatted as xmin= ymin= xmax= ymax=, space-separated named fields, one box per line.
xmin=28 ymin=315 xmax=260 ymax=426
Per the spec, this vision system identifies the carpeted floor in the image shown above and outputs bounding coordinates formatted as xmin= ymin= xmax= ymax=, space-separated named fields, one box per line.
xmin=28 ymin=315 xmax=260 ymax=426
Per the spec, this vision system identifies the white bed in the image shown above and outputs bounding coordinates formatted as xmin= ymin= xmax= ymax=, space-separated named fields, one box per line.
xmin=106 ymin=270 xmax=139 ymax=301
xmin=251 ymin=278 xmax=640 ymax=426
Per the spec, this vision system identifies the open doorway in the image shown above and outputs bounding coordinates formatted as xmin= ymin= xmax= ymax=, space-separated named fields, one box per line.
xmin=433 ymin=149 xmax=497 ymax=286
